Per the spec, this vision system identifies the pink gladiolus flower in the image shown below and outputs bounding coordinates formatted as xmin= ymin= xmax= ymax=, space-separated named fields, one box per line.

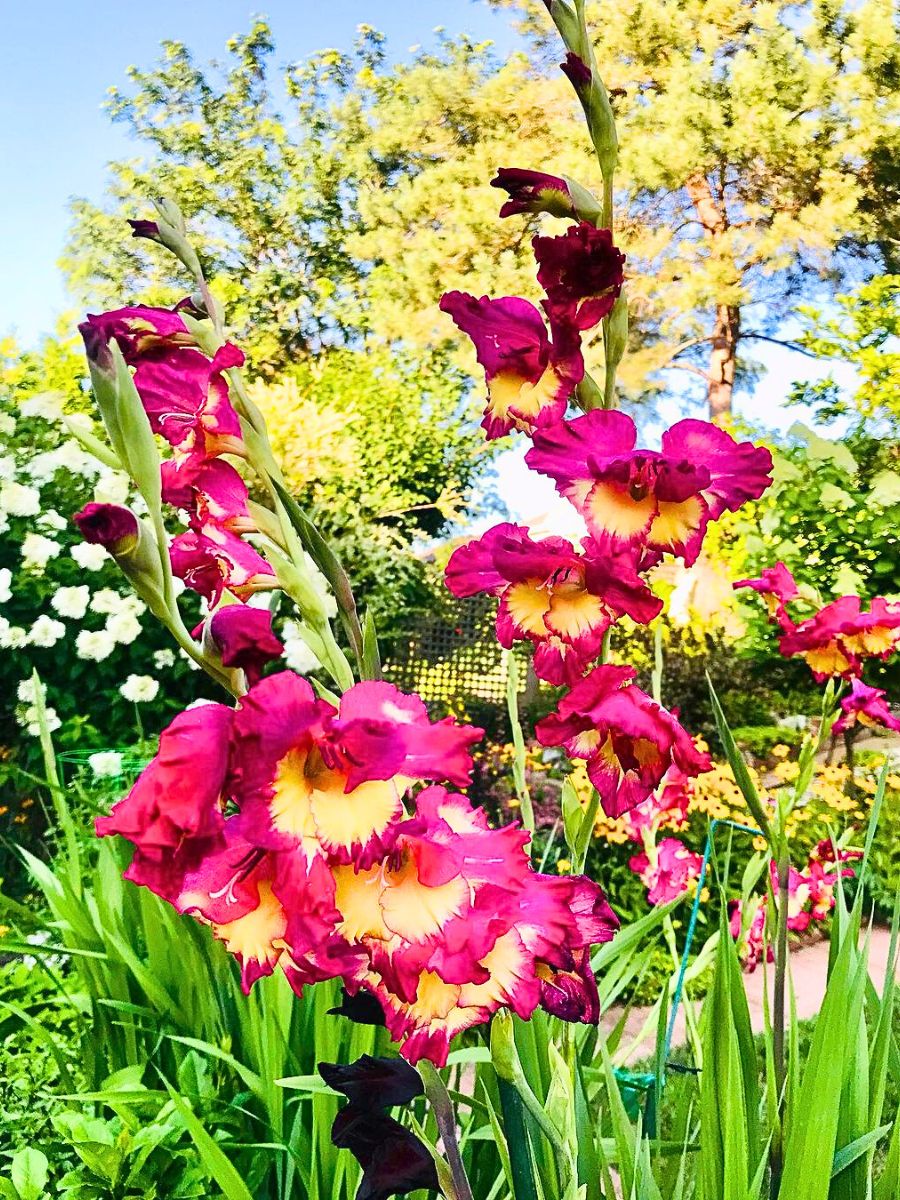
xmin=733 ymin=561 xmax=799 ymax=629
xmin=170 ymin=527 xmax=275 ymax=604
xmin=490 ymin=168 xmax=575 ymax=219
xmin=629 ymin=837 xmax=703 ymax=905
xmin=444 ymin=522 xmax=661 ymax=685
xmin=195 ymin=605 xmax=284 ymax=686
xmin=535 ymin=665 xmax=711 ymax=817
xmin=778 ymin=595 xmax=900 ymax=681
xmin=833 ymin=678 xmax=900 ymax=734
xmin=231 ymin=675 xmax=483 ymax=865
xmin=532 ymin=222 xmax=625 ymax=330
xmin=96 ymin=703 xmax=233 ymax=904
xmin=133 ymin=342 xmax=246 ymax=458
xmin=79 ymin=305 xmax=195 ymax=363
xmin=97 ymin=681 xmax=617 ymax=1062
xmin=161 ymin=455 xmax=253 ymax=533
xmin=439 ymin=291 xmax=584 ymax=440
xmin=622 ymin=766 xmax=693 ymax=842
xmin=526 ymin=411 xmax=773 ymax=566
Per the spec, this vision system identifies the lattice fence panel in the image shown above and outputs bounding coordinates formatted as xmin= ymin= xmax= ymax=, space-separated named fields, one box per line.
xmin=383 ymin=596 xmax=530 ymax=706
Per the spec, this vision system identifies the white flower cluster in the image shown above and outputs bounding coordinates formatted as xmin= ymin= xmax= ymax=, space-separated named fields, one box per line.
xmin=120 ymin=674 xmax=159 ymax=703
xmin=14 ymin=677 xmax=61 ymax=737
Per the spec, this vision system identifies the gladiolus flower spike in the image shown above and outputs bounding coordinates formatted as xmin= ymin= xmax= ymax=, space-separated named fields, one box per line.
xmin=96 ymin=672 xmax=617 ymax=1065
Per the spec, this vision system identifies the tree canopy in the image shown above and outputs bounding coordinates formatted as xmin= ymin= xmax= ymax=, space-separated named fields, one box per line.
xmin=63 ymin=4 xmax=900 ymax=418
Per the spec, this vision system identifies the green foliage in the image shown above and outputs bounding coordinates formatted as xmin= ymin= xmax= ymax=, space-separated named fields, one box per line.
xmin=792 ymin=275 xmax=900 ymax=435
xmin=731 ymin=725 xmax=805 ymax=760
xmin=255 ymin=346 xmax=488 ymax=645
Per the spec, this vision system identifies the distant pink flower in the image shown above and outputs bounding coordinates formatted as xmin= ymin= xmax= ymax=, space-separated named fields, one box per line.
xmin=770 ymin=860 xmax=814 ymax=932
xmin=733 ymin=562 xmax=799 ymax=629
xmin=526 ymin=411 xmax=773 ymax=566
xmin=444 ymin=522 xmax=661 ymax=685
xmin=491 ymin=168 xmax=575 ymax=219
xmin=833 ymin=678 xmax=900 ymax=734
xmin=439 ymin=291 xmax=583 ymax=440
xmin=729 ymin=898 xmax=771 ymax=973
xmin=629 ymin=837 xmax=702 ymax=905
xmin=532 ymin=222 xmax=625 ymax=329
xmin=778 ymin=595 xmax=900 ymax=680
xmin=535 ymin=664 xmax=711 ymax=817
xmin=622 ymin=766 xmax=693 ymax=841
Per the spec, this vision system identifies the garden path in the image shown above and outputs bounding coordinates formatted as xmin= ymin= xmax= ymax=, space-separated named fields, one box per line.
xmin=605 ymin=926 xmax=898 ymax=1062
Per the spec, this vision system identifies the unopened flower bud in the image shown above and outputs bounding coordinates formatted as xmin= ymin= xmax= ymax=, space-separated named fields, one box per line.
xmin=128 ymin=219 xmax=162 ymax=242
xmin=134 ymin=197 xmax=204 ymax=281
xmin=74 ymin=503 xmax=168 ymax=620
xmin=74 ymin=502 xmax=138 ymax=555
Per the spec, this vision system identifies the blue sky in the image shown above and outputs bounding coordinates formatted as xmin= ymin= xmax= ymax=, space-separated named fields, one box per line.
xmin=0 ymin=0 xmax=515 ymax=347
xmin=0 ymin=0 xmax=853 ymax=478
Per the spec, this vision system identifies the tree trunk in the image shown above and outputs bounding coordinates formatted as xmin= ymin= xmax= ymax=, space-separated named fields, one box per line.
xmin=708 ymin=303 xmax=740 ymax=421
xmin=684 ymin=173 xmax=740 ymax=420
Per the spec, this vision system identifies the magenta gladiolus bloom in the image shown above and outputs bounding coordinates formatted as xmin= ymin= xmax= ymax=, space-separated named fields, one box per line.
xmin=439 ymin=291 xmax=583 ymax=440
xmin=490 ymin=168 xmax=575 ymax=219
xmin=629 ymin=837 xmax=703 ymax=905
xmin=196 ymin=605 xmax=284 ymax=685
xmin=170 ymin=527 xmax=275 ymax=604
xmin=833 ymin=678 xmax=900 ymax=734
xmin=526 ymin=411 xmax=773 ymax=566
xmin=79 ymin=305 xmax=195 ymax=363
xmin=532 ymin=222 xmax=625 ymax=329
xmin=535 ymin=664 xmax=711 ymax=817
xmin=733 ymin=561 xmax=799 ymax=629
xmin=161 ymin=455 xmax=253 ymax=533
xmin=778 ymin=595 xmax=900 ymax=680
xmin=133 ymin=342 xmax=246 ymax=457
xmin=444 ymin=522 xmax=661 ymax=685
xmin=97 ymin=673 xmax=616 ymax=1063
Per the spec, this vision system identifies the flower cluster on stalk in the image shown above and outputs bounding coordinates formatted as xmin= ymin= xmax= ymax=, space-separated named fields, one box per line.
xmin=735 ymin=561 xmax=900 ymax=731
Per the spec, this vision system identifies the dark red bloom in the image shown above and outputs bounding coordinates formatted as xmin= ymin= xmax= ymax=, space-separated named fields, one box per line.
xmin=532 ymin=222 xmax=625 ymax=330
xmin=194 ymin=605 xmax=284 ymax=686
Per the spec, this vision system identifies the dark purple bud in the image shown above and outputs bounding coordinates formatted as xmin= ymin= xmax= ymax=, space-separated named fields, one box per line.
xmin=73 ymin=503 xmax=139 ymax=555
xmin=539 ymin=950 xmax=601 ymax=1024
xmin=327 ymin=987 xmax=388 ymax=1027
xmin=318 ymin=1055 xmax=423 ymax=1109
xmin=561 ymin=51 xmax=592 ymax=91
xmin=128 ymin=219 xmax=162 ymax=242
xmin=78 ymin=320 xmax=115 ymax=374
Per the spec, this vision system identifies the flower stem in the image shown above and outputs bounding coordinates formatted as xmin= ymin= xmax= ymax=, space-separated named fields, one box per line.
xmin=770 ymin=844 xmax=790 ymax=1197
xmin=419 ymin=1062 xmax=474 ymax=1200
